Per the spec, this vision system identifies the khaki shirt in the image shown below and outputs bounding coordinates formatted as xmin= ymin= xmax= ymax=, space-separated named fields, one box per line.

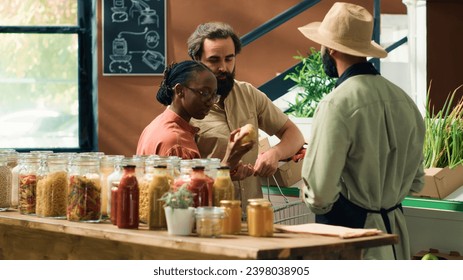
xmin=302 ymin=74 xmax=425 ymax=259
xmin=191 ymin=80 xmax=288 ymax=207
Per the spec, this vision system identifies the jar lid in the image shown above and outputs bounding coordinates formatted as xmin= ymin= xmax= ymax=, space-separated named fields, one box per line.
xmin=248 ymin=200 xmax=272 ymax=207
xmin=195 ymin=206 xmax=225 ymax=218
xmin=220 ymin=200 xmax=241 ymax=206
xmin=217 ymin=166 xmax=230 ymax=170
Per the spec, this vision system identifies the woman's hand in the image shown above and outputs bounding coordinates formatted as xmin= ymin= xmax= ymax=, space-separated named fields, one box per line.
xmin=230 ymin=162 xmax=254 ymax=181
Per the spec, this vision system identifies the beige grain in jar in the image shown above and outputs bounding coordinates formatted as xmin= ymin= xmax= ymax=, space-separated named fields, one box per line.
xmin=247 ymin=200 xmax=273 ymax=237
xmin=220 ymin=200 xmax=241 ymax=234
xmin=195 ymin=207 xmax=225 ymax=237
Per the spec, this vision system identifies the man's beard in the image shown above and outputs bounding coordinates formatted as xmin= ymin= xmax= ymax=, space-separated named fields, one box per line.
xmin=322 ymin=51 xmax=338 ymax=78
xmin=216 ymin=70 xmax=235 ymax=98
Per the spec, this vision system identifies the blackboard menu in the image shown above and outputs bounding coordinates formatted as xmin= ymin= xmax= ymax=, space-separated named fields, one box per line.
xmin=102 ymin=0 xmax=166 ymax=75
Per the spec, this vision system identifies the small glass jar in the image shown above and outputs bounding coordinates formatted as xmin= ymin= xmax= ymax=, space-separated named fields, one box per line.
xmin=188 ymin=166 xmax=209 ymax=207
xmin=36 ymin=154 xmax=68 ymax=218
xmin=0 ymin=155 xmax=12 ymax=211
xmin=107 ymin=156 xmax=125 ymax=223
xmin=116 ymin=165 xmax=139 ymax=229
xmin=100 ymin=155 xmax=124 ymax=218
xmin=146 ymin=165 xmax=171 ymax=229
xmin=220 ymin=200 xmax=242 ymax=235
xmin=195 ymin=206 xmax=225 ymax=237
xmin=18 ymin=154 xmax=41 ymax=215
xmin=213 ymin=166 xmax=235 ymax=206
xmin=247 ymin=199 xmax=274 ymax=237
xmin=67 ymin=155 xmax=102 ymax=222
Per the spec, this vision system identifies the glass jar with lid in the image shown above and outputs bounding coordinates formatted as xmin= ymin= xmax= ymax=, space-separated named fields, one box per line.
xmin=116 ymin=164 xmax=139 ymax=229
xmin=36 ymin=154 xmax=68 ymax=218
xmin=18 ymin=154 xmax=41 ymax=215
xmin=188 ymin=166 xmax=209 ymax=207
xmin=107 ymin=156 xmax=125 ymax=224
xmin=0 ymin=154 xmax=12 ymax=211
xmin=146 ymin=165 xmax=171 ymax=229
xmin=195 ymin=206 xmax=225 ymax=237
xmin=220 ymin=200 xmax=242 ymax=235
xmin=67 ymin=155 xmax=101 ymax=222
xmin=213 ymin=166 xmax=235 ymax=206
xmin=247 ymin=199 xmax=274 ymax=237
xmin=100 ymin=155 xmax=124 ymax=219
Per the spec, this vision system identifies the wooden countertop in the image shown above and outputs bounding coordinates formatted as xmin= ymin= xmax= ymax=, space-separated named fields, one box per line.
xmin=0 ymin=211 xmax=397 ymax=260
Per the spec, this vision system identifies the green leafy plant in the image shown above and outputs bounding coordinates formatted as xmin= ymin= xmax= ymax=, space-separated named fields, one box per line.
xmin=284 ymin=48 xmax=337 ymax=117
xmin=424 ymin=85 xmax=463 ymax=168
xmin=159 ymin=185 xmax=194 ymax=209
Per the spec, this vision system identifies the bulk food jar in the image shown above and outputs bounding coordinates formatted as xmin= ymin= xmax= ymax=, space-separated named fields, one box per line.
xmin=36 ymin=154 xmax=68 ymax=218
xmin=18 ymin=154 xmax=41 ymax=215
xmin=116 ymin=164 xmax=139 ymax=229
xmin=247 ymin=199 xmax=274 ymax=237
xmin=146 ymin=165 xmax=171 ymax=229
xmin=67 ymin=155 xmax=102 ymax=222
xmin=107 ymin=156 xmax=125 ymax=224
xmin=100 ymin=155 xmax=124 ymax=219
xmin=220 ymin=200 xmax=242 ymax=235
xmin=0 ymin=154 xmax=12 ymax=211
xmin=212 ymin=166 xmax=234 ymax=206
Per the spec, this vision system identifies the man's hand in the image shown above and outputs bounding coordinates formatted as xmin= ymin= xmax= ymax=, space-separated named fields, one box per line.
xmin=253 ymin=148 xmax=280 ymax=177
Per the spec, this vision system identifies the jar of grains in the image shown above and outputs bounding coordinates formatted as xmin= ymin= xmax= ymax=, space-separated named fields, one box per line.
xmin=0 ymin=154 xmax=12 ymax=211
xmin=67 ymin=155 xmax=101 ymax=222
xmin=36 ymin=154 xmax=69 ymax=218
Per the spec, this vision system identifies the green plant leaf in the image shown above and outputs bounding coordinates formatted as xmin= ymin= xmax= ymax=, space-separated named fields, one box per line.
xmin=284 ymin=48 xmax=337 ymax=118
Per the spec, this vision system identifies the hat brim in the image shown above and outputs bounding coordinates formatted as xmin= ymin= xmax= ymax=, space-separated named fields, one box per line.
xmin=298 ymin=22 xmax=387 ymax=58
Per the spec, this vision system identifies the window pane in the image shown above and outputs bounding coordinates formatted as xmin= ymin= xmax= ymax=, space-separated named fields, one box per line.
xmin=0 ymin=0 xmax=77 ymax=26
xmin=0 ymin=33 xmax=79 ymax=149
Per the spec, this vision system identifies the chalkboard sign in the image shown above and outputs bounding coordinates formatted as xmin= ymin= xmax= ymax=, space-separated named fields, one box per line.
xmin=102 ymin=0 xmax=166 ymax=76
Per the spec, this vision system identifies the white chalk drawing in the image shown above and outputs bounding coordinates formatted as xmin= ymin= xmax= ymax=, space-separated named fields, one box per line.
xmin=104 ymin=0 xmax=165 ymax=75
xmin=111 ymin=0 xmax=128 ymax=23
xmin=129 ymin=0 xmax=159 ymax=27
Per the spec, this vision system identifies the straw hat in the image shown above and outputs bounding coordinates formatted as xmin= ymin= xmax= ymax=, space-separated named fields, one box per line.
xmin=298 ymin=2 xmax=387 ymax=58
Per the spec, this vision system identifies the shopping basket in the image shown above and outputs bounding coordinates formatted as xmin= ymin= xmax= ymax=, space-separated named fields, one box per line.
xmin=263 ymin=176 xmax=313 ymax=225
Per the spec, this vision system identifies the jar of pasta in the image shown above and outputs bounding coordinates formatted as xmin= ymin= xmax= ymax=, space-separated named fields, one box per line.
xmin=36 ymin=154 xmax=68 ymax=218
xmin=247 ymin=199 xmax=274 ymax=237
xmin=18 ymin=154 xmax=41 ymax=215
xmin=67 ymin=155 xmax=101 ymax=222
xmin=220 ymin=200 xmax=242 ymax=235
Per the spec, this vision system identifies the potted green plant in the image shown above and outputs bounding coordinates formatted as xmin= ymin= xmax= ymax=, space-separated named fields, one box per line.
xmin=283 ymin=48 xmax=337 ymax=142
xmin=160 ymin=185 xmax=195 ymax=235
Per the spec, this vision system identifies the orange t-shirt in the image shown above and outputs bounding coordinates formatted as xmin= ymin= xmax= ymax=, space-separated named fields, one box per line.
xmin=136 ymin=108 xmax=200 ymax=159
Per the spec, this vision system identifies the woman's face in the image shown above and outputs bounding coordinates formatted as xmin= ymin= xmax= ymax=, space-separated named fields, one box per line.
xmin=180 ymin=70 xmax=218 ymax=120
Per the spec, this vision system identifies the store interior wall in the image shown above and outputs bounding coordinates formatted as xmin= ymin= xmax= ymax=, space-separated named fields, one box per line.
xmin=97 ymin=0 xmax=410 ymax=156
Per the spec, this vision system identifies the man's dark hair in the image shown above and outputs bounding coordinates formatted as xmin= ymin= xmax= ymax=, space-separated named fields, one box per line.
xmin=187 ymin=22 xmax=242 ymax=60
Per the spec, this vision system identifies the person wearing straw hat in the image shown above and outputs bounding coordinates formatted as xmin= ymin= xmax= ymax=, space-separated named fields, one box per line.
xmin=299 ymin=2 xmax=425 ymax=259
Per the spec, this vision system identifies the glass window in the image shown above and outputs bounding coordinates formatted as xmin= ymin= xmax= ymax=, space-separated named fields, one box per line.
xmin=0 ymin=0 xmax=96 ymax=151
xmin=0 ymin=1 xmax=77 ymax=26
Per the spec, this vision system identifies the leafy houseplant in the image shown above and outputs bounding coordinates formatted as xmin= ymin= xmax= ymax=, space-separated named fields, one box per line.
xmin=160 ymin=184 xmax=194 ymax=210
xmin=160 ymin=185 xmax=195 ymax=235
xmin=284 ymin=47 xmax=337 ymax=118
xmin=424 ymin=85 xmax=463 ymax=169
